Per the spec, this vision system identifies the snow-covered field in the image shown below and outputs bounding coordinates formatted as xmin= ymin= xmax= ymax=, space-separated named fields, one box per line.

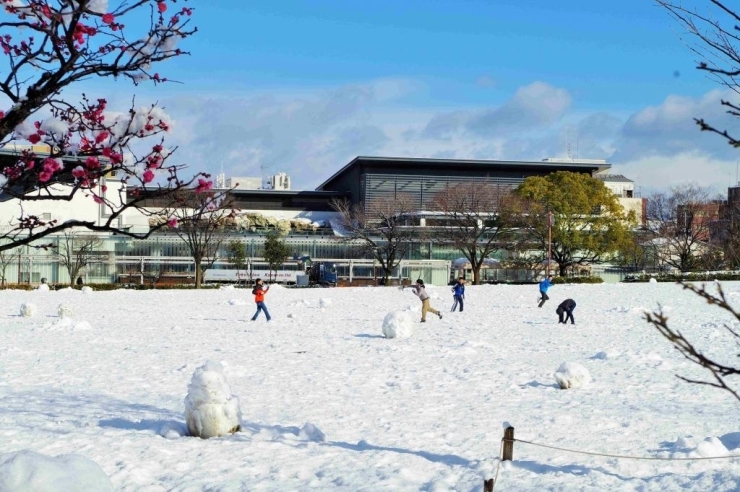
xmin=1 ymin=281 xmax=740 ymax=491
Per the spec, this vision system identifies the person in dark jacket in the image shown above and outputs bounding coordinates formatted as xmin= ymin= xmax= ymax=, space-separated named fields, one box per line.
xmin=451 ymin=277 xmax=465 ymax=312
xmin=556 ymin=298 xmax=576 ymax=324
xmin=538 ymin=275 xmax=553 ymax=308
xmin=251 ymin=278 xmax=271 ymax=321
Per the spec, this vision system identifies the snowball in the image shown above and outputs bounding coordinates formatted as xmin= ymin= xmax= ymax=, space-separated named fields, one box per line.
xmin=19 ymin=302 xmax=36 ymax=317
xmin=382 ymin=311 xmax=415 ymax=339
xmin=0 ymin=449 xmax=114 ymax=492
xmin=298 ymin=422 xmax=326 ymax=442
xmin=158 ymin=421 xmax=188 ymax=440
xmin=227 ymin=299 xmax=246 ymax=306
xmin=58 ymin=303 xmax=74 ymax=318
xmin=554 ymin=362 xmax=591 ymax=389
xmin=81 ymin=286 xmax=93 ymax=294
xmin=184 ymin=360 xmax=242 ymax=439
xmin=649 ymin=277 xmax=658 ymax=284
xmin=36 ymin=284 xmax=50 ymax=292
xmin=696 ymin=437 xmax=729 ymax=458
xmin=319 ymin=298 xmax=332 ymax=308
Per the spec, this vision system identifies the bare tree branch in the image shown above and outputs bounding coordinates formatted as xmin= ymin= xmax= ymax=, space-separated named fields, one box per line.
xmin=645 ymin=281 xmax=740 ymax=401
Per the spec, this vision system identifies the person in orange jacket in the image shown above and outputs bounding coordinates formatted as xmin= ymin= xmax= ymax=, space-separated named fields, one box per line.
xmin=251 ymin=278 xmax=271 ymax=321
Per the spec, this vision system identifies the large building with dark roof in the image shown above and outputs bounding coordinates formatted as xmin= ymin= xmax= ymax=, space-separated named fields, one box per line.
xmin=316 ymin=156 xmax=611 ymax=208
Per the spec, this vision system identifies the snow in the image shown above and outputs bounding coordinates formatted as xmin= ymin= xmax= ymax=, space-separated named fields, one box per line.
xmin=0 ymin=449 xmax=114 ymax=492
xmin=81 ymin=286 xmax=93 ymax=294
xmin=1 ymin=282 xmax=740 ymax=490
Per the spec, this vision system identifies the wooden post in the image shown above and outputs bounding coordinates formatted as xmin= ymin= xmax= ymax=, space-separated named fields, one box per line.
xmin=483 ymin=478 xmax=494 ymax=492
xmin=502 ymin=426 xmax=515 ymax=461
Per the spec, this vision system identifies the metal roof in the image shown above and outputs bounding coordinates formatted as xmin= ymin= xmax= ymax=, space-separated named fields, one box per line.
xmin=595 ymin=174 xmax=633 ymax=183
xmin=316 ymin=156 xmax=612 ymax=191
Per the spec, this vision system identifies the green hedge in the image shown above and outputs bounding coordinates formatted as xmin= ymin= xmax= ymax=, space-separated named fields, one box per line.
xmin=0 ymin=283 xmax=36 ymax=291
xmin=623 ymin=272 xmax=740 ymax=283
xmin=552 ymin=276 xmax=604 ymax=284
xmin=0 ymin=283 xmax=222 ymax=291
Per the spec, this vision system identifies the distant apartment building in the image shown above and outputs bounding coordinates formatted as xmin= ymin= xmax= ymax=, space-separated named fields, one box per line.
xmin=594 ymin=174 xmax=646 ymax=226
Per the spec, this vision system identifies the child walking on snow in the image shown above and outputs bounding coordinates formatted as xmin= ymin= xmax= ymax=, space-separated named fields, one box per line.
xmin=251 ymin=278 xmax=271 ymax=321
xmin=451 ymin=277 xmax=465 ymax=312
xmin=403 ymin=279 xmax=442 ymax=323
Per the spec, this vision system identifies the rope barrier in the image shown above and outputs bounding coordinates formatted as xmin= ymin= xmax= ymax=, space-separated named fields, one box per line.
xmin=509 ymin=437 xmax=740 ymax=461
xmin=490 ymin=439 xmax=504 ymax=492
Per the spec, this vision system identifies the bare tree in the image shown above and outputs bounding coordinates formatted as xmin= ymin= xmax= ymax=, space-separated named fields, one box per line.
xmin=0 ymin=0 xmax=209 ymax=252
xmin=645 ymin=184 xmax=719 ymax=272
xmin=649 ymin=2 xmax=740 ymax=402
xmin=658 ymin=1 xmax=740 ymax=146
xmin=331 ymin=195 xmax=420 ymax=285
xmin=0 ymin=242 xmax=21 ymax=286
xmin=166 ymin=191 xmax=234 ymax=288
xmin=432 ymin=182 xmax=515 ymax=285
xmin=646 ymin=282 xmax=740 ymax=401
xmin=55 ymin=231 xmax=103 ymax=285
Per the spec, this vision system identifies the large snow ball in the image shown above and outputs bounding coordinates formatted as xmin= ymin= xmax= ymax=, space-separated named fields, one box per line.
xmin=81 ymin=286 xmax=93 ymax=294
xmin=0 ymin=449 xmax=114 ymax=492
xmin=36 ymin=284 xmax=50 ymax=292
xmin=19 ymin=302 xmax=36 ymax=317
xmin=554 ymin=362 xmax=591 ymax=389
xmin=319 ymin=298 xmax=332 ymax=308
xmin=649 ymin=277 xmax=658 ymax=284
xmin=57 ymin=303 xmax=74 ymax=318
xmin=382 ymin=311 xmax=415 ymax=339
xmin=184 ymin=360 xmax=242 ymax=439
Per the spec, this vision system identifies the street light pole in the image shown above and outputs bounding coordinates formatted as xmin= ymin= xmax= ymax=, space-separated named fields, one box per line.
xmin=547 ymin=211 xmax=554 ymax=277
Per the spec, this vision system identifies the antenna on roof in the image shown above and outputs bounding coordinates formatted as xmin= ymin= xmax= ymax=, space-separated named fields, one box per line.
xmin=564 ymin=126 xmax=578 ymax=160
xmin=215 ymin=164 xmax=226 ymax=189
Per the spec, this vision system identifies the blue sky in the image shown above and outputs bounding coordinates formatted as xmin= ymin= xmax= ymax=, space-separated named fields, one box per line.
xmin=91 ymin=1 xmax=740 ymax=193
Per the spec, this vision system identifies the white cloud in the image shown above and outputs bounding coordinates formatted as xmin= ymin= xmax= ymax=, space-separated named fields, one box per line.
xmin=148 ymin=78 xmax=740 ymax=194
xmin=611 ymin=151 xmax=737 ymax=195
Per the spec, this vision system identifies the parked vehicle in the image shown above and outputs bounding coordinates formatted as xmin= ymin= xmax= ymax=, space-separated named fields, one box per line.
xmin=203 ymin=261 xmax=302 ymax=285
xmin=307 ymin=261 xmax=337 ymax=287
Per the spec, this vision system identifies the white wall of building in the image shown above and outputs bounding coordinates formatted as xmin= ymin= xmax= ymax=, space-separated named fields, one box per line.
xmin=0 ymin=178 xmax=150 ymax=235
xmin=226 ymin=177 xmax=262 ymax=190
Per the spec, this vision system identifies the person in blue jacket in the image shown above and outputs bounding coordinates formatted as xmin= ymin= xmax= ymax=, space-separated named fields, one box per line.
xmin=451 ymin=277 xmax=465 ymax=312
xmin=538 ymin=274 xmax=553 ymax=308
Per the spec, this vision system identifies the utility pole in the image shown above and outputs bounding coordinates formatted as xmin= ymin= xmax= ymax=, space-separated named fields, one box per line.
xmin=547 ymin=212 xmax=554 ymax=276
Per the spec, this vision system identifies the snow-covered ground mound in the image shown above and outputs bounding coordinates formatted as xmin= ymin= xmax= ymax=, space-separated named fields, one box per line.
xmin=0 ymin=450 xmax=113 ymax=491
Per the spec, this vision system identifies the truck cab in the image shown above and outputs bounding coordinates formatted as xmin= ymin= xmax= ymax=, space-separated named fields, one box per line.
xmin=308 ymin=261 xmax=337 ymax=286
